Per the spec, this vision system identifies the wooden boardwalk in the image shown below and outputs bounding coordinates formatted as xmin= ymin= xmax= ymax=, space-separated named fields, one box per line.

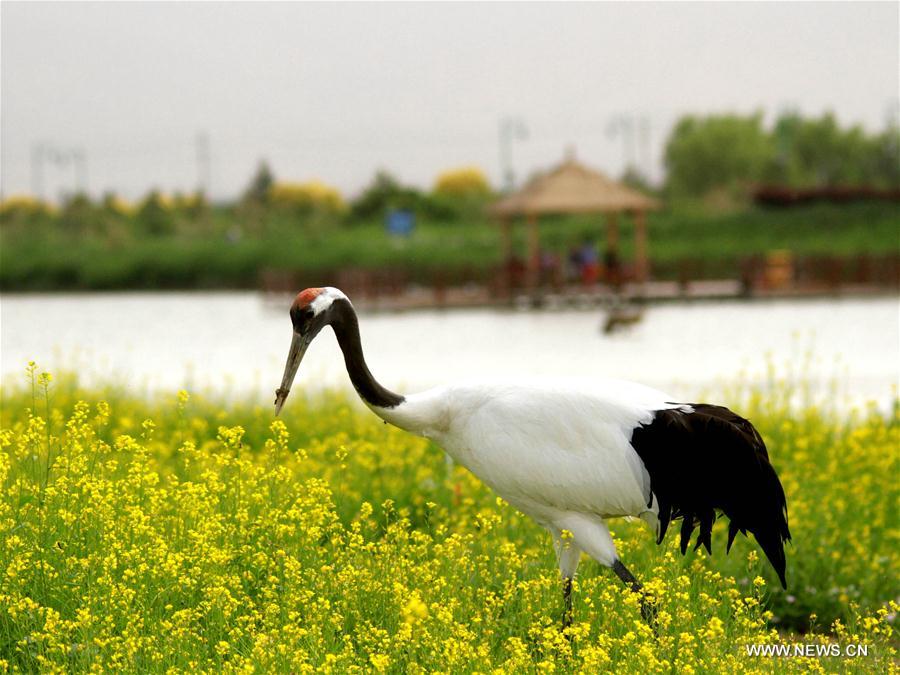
xmin=264 ymin=280 xmax=897 ymax=314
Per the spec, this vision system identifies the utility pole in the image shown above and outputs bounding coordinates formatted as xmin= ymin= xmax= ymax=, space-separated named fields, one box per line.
xmin=623 ymin=116 xmax=635 ymax=170
xmin=73 ymin=149 xmax=88 ymax=194
xmin=30 ymin=143 xmax=88 ymax=201
xmin=638 ymin=117 xmax=651 ymax=182
xmin=499 ymin=116 xmax=528 ymax=192
xmin=31 ymin=143 xmax=45 ymax=200
xmin=196 ymin=132 xmax=211 ymax=196
xmin=606 ymin=114 xmax=637 ymax=173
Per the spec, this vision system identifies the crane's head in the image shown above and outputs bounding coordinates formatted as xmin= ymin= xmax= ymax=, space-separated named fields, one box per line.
xmin=274 ymin=287 xmax=347 ymax=415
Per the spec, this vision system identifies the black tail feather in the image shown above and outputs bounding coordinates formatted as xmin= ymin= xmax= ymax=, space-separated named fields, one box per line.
xmin=631 ymin=404 xmax=792 ymax=588
xmin=679 ymin=515 xmax=695 ymax=555
xmin=727 ymin=520 xmax=740 ymax=554
xmin=695 ymin=510 xmax=715 ymax=555
xmin=656 ymin=497 xmax=672 ymax=544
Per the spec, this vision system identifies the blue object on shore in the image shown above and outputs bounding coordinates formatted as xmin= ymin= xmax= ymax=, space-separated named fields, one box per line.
xmin=386 ymin=209 xmax=415 ymax=236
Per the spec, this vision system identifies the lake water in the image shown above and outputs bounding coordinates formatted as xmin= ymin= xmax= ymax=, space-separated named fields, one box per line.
xmin=1 ymin=292 xmax=897 ymax=408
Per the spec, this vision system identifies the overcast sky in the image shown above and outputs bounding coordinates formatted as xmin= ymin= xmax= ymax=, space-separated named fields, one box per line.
xmin=2 ymin=1 xmax=898 ymax=202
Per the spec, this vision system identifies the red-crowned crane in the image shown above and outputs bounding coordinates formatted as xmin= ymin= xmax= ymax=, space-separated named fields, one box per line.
xmin=274 ymin=287 xmax=791 ymax=627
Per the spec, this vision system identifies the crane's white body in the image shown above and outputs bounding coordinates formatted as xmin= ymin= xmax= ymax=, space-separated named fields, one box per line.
xmin=371 ymin=377 xmax=691 ymax=577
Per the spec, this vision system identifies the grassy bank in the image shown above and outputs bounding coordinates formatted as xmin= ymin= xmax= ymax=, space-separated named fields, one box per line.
xmin=1 ymin=202 xmax=897 ymax=290
xmin=0 ymin=368 xmax=897 ymax=671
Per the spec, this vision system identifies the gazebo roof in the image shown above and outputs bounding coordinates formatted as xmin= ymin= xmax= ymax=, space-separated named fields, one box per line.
xmin=490 ymin=157 xmax=660 ymax=216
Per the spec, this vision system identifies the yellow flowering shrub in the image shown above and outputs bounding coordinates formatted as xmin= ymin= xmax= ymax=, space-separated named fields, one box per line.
xmin=269 ymin=181 xmax=346 ymax=215
xmin=101 ymin=194 xmax=136 ymax=217
xmin=432 ymin=167 xmax=492 ymax=201
xmin=0 ymin=367 xmax=896 ymax=672
xmin=0 ymin=195 xmax=55 ymax=221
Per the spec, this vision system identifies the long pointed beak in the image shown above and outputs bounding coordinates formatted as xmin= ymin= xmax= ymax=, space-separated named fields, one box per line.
xmin=274 ymin=332 xmax=311 ymax=415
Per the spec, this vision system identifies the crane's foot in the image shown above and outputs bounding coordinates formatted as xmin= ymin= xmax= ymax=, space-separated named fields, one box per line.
xmin=561 ymin=577 xmax=574 ymax=634
xmin=639 ymin=595 xmax=659 ymax=631
xmin=612 ymin=559 xmax=659 ymax=636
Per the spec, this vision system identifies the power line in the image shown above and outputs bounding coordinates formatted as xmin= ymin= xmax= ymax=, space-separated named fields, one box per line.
xmin=30 ymin=143 xmax=44 ymax=200
xmin=196 ymin=131 xmax=211 ymax=195
xmin=29 ymin=142 xmax=88 ymax=200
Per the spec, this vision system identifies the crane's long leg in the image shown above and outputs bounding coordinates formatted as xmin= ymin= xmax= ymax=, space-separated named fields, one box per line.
xmin=611 ymin=559 xmax=641 ymax=592
xmin=612 ymin=559 xmax=658 ymax=630
xmin=552 ymin=516 xmax=657 ymax=631
xmin=552 ymin=531 xmax=581 ymax=630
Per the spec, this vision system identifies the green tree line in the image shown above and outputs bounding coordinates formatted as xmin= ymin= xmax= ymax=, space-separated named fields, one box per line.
xmin=0 ymin=165 xmax=494 ymax=241
xmin=3 ymin=109 xmax=896 ymax=239
xmin=664 ymin=110 xmax=900 ymax=201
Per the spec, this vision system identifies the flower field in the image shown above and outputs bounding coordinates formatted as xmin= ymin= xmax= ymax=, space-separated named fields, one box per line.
xmin=1 ymin=368 xmax=898 ymax=673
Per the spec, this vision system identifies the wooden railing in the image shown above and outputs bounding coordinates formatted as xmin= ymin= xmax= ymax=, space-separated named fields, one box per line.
xmin=260 ymin=253 xmax=900 ymax=304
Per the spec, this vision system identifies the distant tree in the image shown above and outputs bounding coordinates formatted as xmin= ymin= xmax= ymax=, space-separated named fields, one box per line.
xmin=244 ymin=161 xmax=275 ymax=205
xmin=350 ymin=170 xmax=424 ymax=220
xmin=768 ymin=111 xmax=805 ymax=185
xmin=173 ymin=191 xmax=210 ymax=220
xmin=136 ymin=191 xmax=175 ymax=236
xmin=664 ymin=113 xmax=775 ymax=199
xmin=59 ymin=193 xmax=96 ymax=235
xmin=873 ymin=124 xmax=900 ymax=188
xmin=97 ymin=192 xmax=136 ymax=244
xmin=676 ymin=109 xmax=900 ymax=193
xmin=619 ymin=166 xmax=656 ymax=194
xmin=770 ymin=112 xmax=874 ymax=186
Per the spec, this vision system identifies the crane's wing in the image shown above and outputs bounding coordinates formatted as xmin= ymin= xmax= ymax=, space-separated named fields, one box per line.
xmin=631 ymin=404 xmax=791 ymax=588
xmin=444 ymin=379 xmax=683 ymax=520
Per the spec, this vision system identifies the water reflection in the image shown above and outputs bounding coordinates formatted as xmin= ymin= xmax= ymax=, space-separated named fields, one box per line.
xmin=1 ymin=293 xmax=896 ymax=407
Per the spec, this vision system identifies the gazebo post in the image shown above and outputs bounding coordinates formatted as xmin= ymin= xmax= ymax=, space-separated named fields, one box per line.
xmin=499 ymin=215 xmax=513 ymax=298
xmin=527 ymin=212 xmax=540 ymax=297
xmin=634 ymin=209 xmax=648 ymax=288
xmin=605 ymin=211 xmax=619 ymax=253
xmin=605 ymin=211 xmax=624 ymax=295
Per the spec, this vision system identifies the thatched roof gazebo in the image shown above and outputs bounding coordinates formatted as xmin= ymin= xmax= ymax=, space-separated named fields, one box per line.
xmin=489 ymin=154 xmax=660 ymax=297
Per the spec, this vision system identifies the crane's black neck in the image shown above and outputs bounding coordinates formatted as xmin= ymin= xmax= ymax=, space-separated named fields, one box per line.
xmin=329 ymin=298 xmax=405 ymax=409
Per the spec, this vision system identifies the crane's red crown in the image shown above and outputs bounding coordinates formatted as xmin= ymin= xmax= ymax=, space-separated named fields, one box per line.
xmin=292 ymin=287 xmax=324 ymax=311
